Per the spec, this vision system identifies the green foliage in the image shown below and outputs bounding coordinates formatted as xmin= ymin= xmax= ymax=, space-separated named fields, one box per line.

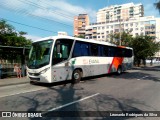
xmin=74 ymin=35 xmax=85 ymax=38
xmin=0 ymin=20 xmax=32 ymax=63
xmin=154 ymin=0 xmax=160 ymax=13
xmin=130 ymin=36 xmax=160 ymax=66
xmin=109 ymin=31 xmax=133 ymax=46
xmin=0 ymin=20 xmax=32 ymax=46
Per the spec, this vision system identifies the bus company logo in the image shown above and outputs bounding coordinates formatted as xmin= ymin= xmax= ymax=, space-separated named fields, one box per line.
xmin=89 ymin=59 xmax=99 ymax=64
xmin=83 ymin=59 xmax=88 ymax=64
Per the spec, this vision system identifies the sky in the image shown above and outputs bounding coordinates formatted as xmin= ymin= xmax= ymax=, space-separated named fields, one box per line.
xmin=0 ymin=0 xmax=159 ymax=41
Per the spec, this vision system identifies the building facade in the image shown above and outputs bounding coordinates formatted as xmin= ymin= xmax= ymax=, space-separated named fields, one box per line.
xmin=85 ymin=16 xmax=160 ymax=43
xmin=73 ymin=14 xmax=89 ymax=37
xmin=97 ymin=3 xmax=144 ymax=23
xmin=86 ymin=16 xmax=160 ymax=58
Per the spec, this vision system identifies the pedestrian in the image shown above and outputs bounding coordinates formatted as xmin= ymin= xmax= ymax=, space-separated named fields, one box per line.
xmin=14 ymin=64 xmax=21 ymax=78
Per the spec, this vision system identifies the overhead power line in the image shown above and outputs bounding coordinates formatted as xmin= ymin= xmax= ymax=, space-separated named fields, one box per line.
xmin=0 ymin=18 xmax=57 ymax=34
xmin=0 ymin=1 xmax=73 ymax=27
xmin=18 ymin=0 xmax=74 ymax=20
xmin=38 ymin=0 xmax=88 ymax=16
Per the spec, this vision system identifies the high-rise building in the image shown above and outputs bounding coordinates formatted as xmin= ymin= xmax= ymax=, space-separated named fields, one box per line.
xmin=97 ymin=3 xmax=144 ymax=23
xmin=73 ymin=14 xmax=89 ymax=37
xmin=85 ymin=16 xmax=160 ymax=42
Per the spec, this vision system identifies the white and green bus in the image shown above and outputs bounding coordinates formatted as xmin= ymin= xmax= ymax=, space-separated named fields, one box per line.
xmin=27 ymin=36 xmax=133 ymax=83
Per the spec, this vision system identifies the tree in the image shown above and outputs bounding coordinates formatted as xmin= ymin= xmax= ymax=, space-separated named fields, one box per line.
xmin=74 ymin=35 xmax=85 ymax=39
xmin=130 ymin=35 xmax=160 ymax=66
xmin=109 ymin=30 xmax=160 ymax=66
xmin=0 ymin=19 xmax=32 ymax=46
xmin=0 ymin=20 xmax=32 ymax=63
xmin=154 ymin=0 xmax=160 ymax=13
xmin=109 ymin=31 xmax=133 ymax=46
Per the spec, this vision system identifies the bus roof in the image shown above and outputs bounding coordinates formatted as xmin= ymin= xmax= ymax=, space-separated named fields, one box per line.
xmin=33 ymin=36 xmax=132 ymax=49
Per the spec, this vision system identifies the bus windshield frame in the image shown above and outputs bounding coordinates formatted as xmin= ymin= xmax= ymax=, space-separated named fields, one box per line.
xmin=27 ymin=39 xmax=53 ymax=69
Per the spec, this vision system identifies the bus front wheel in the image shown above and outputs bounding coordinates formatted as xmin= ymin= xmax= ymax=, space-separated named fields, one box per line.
xmin=72 ymin=69 xmax=82 ymax=83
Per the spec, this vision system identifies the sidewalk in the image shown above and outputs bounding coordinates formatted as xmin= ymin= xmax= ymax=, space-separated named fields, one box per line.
xmin=133 ymin=63 xmax=160 ymax=70
xmin=0 ymin=77 xmax=29 ymax=87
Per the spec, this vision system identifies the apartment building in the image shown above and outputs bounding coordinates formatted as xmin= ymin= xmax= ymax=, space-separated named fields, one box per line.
xmin=73 ymin=14 xmax=89 ymax=37
xmin=85 ymin=16 xmax=160 ymax=42
xmin=97 ymin=3 xmax=144 ymax=23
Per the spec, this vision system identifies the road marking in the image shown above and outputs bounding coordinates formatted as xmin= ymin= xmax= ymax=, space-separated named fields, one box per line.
xmin=48 ymin=93 xmax=100 ymax=111
xmin=137 ymin=76 xmax=149 ymax=80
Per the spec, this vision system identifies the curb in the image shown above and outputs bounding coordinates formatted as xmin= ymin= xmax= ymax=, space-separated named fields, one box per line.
xmin=0 ymin=81 xmax=29 ymax=87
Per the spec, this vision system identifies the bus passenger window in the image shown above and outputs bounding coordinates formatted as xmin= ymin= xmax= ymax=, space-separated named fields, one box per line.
xmin=103 ymin=46 xmax=108 ymax=57
xmin=90 ymin=44 xmax=98 ymax=56
xmin=81 ymin=43 xmax=89 ymax=56
xmin=108 ymin=47 xmax=115 ymax=57
xmin=72 ymin=42 xmax=81 ymax=57
xmin=72 ymin=41 xmax=89 ymax=57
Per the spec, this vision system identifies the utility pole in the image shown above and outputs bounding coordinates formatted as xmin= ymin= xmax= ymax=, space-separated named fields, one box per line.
xmin=119 ymin=19 xmax=122 ymax=46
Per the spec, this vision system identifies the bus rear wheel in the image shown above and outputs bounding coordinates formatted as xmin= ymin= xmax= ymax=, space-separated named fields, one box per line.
xmin=72 ymin=69 xmax=82 ymax=84
xmin=117 ymin=66 xmax=122 ymax=75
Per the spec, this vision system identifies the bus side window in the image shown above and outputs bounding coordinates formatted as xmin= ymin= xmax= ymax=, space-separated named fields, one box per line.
xmin=108 ymin=47 xmax=115 ymax=57
xmin=81 ymin=43 xmax=89 ymax=56
xmin=116 ymin=48 xmax=122 ymax=57
xmin=98 ymin=45 xmax=102 ymax=56
xmin=103 ymin=46 xmax=108 ymax=57
xmin=90 ymin=44 xmax=98 ymax=56
xmin=122 ymin=48 xmax=125 ymax=57
xmin=72 ymin=42 xmax=81 ymax=57
xmin=72 ymin=41 xmax=89 ymax=57
xmin=125 ymin=49 xmax=132 ymax=57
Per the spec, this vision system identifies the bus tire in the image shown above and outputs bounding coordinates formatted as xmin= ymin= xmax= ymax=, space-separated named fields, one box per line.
xmin=117 ymin=66 xmax=122 ymax=75
xmin=72 ymin=69 xmax=82 ymax=84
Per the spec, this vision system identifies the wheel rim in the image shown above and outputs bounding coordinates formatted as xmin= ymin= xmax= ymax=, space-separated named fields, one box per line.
xmin=74 ymin=73 xmax=79 ymax=80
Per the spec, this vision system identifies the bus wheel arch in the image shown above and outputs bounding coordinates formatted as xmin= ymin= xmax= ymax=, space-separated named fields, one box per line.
xmin=117 ymin=65 xmax=122 ymax=75
xmin=72 ymin=68 xmax=83 ymax=83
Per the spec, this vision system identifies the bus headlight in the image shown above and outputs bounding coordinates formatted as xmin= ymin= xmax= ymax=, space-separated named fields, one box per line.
xmin=39 ymin=67 xmax=50 ymax=74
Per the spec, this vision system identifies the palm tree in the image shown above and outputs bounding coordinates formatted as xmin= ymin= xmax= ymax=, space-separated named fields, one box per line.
xmin=154 ymin=0 xmax=160 ymax=13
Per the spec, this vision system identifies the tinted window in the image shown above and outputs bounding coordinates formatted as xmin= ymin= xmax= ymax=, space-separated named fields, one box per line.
xmin=108 ymin=47 xmax=116 ymax=57
xmin=125 ymin=49 xmax=133 ymax=57
xmin=72 ymin=41 xmax=89 ymax=57
xmin=100 ymin=46 xmax=109 ymax=57
xmin=116 ymin=48 xmax=122 ymax=57
xmin=90 ymin=44 xmax=98 ymax=56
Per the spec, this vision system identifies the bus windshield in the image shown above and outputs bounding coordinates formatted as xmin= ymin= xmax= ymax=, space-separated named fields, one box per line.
xmin=27 ymin=39 xmax=53 ymax=69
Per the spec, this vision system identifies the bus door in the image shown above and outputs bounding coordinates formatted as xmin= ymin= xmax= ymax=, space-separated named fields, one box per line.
xmin=52 ymin=39 xmax=73 ymax=81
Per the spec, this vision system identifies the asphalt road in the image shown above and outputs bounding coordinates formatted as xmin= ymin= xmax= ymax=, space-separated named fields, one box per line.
xmin=0 ymin=66 xmax=160 ymax=120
